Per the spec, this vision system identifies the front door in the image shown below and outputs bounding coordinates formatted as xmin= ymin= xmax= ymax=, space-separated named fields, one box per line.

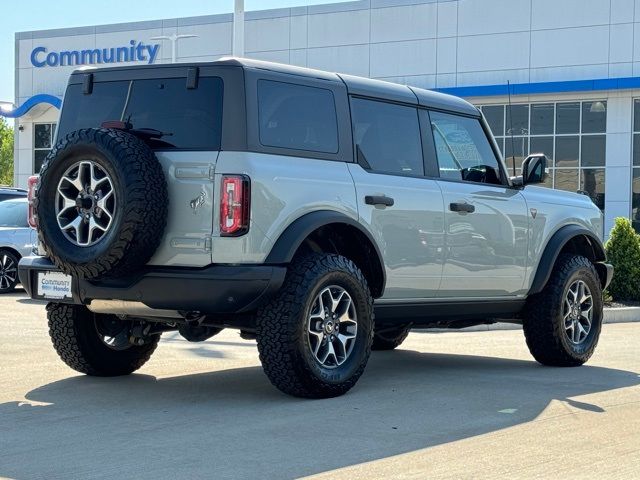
xmin=428 ymin=110 xmax=529 ymax=297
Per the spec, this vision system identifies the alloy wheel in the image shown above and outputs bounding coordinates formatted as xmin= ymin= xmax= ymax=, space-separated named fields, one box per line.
xmin=0 ymin=254 xmax=17 ymax=290
xmin=55 ymin=160 xmax=116 ymax=247
xmin=307 ymin=285 xmax=358 ymax=368
xmin=563 ymin=279 xmax=593 ymax=345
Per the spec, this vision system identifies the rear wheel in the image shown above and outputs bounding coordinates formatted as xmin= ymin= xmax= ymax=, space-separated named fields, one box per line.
xmin=372 ymin=325 xmax=411 ymax=351
xmin=256 ymin=254 xmax=374 ymax=398
xmin=0 ymin=250 xmax=19 ymax=293
xmin=523 ymin=254 xmax=603 ymax=367
xmin=47 ymin=303 xmax=160 ymax=376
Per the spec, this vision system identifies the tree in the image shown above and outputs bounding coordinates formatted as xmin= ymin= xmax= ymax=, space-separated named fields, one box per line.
xmin=605 ymin=217 xmax=640 ymax=301
xmin=0 ymin=119 xmax=14 ymax=185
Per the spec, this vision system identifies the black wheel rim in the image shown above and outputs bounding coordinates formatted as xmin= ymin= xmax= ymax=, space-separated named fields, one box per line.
xmin=94 ymin=316 xmax=131 ymax=351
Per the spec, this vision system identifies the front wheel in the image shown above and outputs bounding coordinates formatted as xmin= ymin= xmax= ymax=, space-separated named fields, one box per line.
xmin=523 ymin=254 xmax=603 ymax=367
xmin=47 ymin=303 xmax=160 ymax=376
xmin=256 ymin=254 xmax=374 ymax=398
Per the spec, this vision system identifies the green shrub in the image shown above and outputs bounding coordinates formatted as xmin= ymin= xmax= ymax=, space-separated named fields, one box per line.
xmin=605 ymin=217 xmax=640 ymax=301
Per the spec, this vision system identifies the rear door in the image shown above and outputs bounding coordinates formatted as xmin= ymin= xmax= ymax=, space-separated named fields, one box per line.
xmin=121 ymin=77 xmax=223 ymax=267
xmin=348 ymin=97 xmax=445 ymax=299
xmin=427 ymin=110 xmax=529 ymax=297
xmin=57 ymin=73 xmax=226 ymax=267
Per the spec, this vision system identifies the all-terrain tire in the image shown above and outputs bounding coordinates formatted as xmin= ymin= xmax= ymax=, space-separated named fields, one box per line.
xmin=47 ymin=303 xmax=160 ymax=376
xmin=523 ymin=254 xmax=603 ymax=367
xmin=372 ymin=325 xmax=411 ymax=351
xmin=0 ymin=250 xmax=19 ymax=294
xmin=36 ymin=128 xmax=168 ymax=279
xmin=256 ymin=254 xmax=374 ymax=398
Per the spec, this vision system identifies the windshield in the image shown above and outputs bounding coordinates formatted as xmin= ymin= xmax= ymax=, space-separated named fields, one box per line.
xmin=0 ymin=201 xmax=28 ymax=228
xmin=57 ymin=77 xmax=224 ymax=150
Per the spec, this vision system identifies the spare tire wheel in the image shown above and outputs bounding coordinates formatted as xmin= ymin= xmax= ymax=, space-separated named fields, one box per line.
xmin=36 ymin=128 xmax=168 ymax=279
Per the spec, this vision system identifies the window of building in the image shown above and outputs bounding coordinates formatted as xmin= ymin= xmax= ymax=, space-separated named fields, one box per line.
xmin=351 ymin=97 xmax=423 ymax=176
xmin=258 ymin=80 xmax=338 ymax=154
xmin=479 ymin=100 xmax=606 ymax=210
xmin=631 ymin=99 xmax=640 ymax=231
xmin=430 ymin=111 xmax=502 ymax=184
xmin=34 ymin=123 xmax=56 ymax=173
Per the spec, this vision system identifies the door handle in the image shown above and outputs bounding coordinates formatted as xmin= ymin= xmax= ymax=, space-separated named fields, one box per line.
xmin=365 ymin=195 xmax=394 ymax=207
xmin=449 ymin=202 xmax=475 ymax=213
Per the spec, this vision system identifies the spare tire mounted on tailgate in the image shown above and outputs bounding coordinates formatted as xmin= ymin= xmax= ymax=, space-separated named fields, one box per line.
xmin=36 ymin=128 xmax=168 ymax=279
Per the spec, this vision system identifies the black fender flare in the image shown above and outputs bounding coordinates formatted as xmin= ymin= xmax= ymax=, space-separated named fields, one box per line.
xmin=528 ymin=224 xmax=607 ymax=295
xmin=264 ymin=210 xmax=386 ymax=296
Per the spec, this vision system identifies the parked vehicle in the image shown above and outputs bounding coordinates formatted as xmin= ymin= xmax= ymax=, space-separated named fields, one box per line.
xmin=0 ymin=198 xmax=35 ymax=292
xmin=19 ymin=58 xmax=612 ymax=398
xmin=0 ymin=187 xmax=27 ymax=202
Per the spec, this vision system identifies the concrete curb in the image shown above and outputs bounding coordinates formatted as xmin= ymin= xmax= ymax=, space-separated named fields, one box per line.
xmin=603 ymin=306 xmax=640 ymax=324
xmin=421 ymin=306 xmax=640 ymax=332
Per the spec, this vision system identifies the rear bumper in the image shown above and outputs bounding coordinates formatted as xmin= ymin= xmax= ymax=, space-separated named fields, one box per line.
xmin=18 ymin=256 xmax=286 ymax=314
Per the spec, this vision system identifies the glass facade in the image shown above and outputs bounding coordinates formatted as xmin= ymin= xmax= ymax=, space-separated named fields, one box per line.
xmin=632 ymin=99 xmax=640 ymax=231
xmin=33 ymin=123 xmax=56 ymax=174
xmin=479 ymin=101 xmax=606 ymax=211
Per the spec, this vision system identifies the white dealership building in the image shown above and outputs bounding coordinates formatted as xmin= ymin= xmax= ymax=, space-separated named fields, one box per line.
xmin=4 ymin=0 xmax=640 ymax=234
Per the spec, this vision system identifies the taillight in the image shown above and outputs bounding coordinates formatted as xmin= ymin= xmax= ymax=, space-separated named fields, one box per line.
xmin=220 ymin=175 xmax=250 ymax=236
xmin=27 ymin=175 xmax=39 ymax=228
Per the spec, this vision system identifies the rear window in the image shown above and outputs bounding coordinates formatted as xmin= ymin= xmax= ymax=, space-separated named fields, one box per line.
xmin=0 ymin=201 xmax=28 ymax=228
xmin=257 ymin=80 xmax=339 ymax=154
xmin=57 ymin=77 xmax=223 ymax=150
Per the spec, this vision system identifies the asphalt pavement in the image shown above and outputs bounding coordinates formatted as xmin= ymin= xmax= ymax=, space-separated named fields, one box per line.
xmin=1 ymin=290 xmax=638 ymax=479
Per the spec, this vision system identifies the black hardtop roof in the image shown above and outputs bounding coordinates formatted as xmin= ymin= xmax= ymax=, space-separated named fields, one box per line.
xmin=70 ymin=57 xmax=478 ymax=116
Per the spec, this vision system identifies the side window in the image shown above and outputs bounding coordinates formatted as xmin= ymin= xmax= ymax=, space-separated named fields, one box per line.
xmin=351 ymin=97 xmax=424 ymax=176
xmin=257 ymin=80 xmax=338 ymax=153
xmin=430 ymin=111 xmax=503 ymax=185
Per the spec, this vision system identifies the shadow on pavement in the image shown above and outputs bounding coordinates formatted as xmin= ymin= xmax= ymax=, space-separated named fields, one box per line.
xmin=4 ymin=287 xmax=47 ymax=305
xmin=15 ymin=297 xmax=48 ymax=306
xmin=0 ymin=350 xmax=638 ymax=479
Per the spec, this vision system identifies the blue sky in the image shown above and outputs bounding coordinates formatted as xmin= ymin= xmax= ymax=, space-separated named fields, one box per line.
xmin=0 ymin=0 xmax=343 ymax=104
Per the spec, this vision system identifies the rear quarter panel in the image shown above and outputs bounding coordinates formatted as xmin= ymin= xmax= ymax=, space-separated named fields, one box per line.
xmin=210 ymin=151 xmax=358 ymax=264
xmin=147 ymin=151 xmax=219 ymax=267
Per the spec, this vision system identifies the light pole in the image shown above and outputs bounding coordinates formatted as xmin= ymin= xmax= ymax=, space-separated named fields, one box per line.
xmin=150 ymin=34 xmax=198 ymax=64
xmin=233 ymin=0 xmax=245 ymax=57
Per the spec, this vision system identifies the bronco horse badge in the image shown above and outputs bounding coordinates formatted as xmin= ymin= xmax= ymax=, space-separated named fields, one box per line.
xmin=190 ymin=190 xmax=206 ymax=214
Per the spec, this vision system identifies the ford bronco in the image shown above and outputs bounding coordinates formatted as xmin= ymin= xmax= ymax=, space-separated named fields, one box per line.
xmin=19 ymin=58 xmax=613 ymax=398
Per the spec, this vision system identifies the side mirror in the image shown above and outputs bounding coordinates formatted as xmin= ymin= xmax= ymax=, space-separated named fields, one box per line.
xmin=512 ymin=154 xmax=548 ymax=186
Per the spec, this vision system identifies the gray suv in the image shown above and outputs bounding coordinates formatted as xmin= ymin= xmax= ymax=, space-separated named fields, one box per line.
xmin=19 ymin=58 xmax=613 ymax=398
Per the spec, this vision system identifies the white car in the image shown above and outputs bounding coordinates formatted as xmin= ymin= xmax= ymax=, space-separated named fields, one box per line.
xmin=0 ymin=198 xmax=35 ymax=293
